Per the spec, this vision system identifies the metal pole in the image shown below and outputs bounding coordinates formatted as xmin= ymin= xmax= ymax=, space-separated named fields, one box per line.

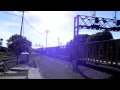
xmin=46 ymin=33 xmax=47 ymax=48
xmin=115 ymin=11 xmax=117 ymax=26
xmin=20 ymin=11 xmax=24 ymax=36
xmin=93 ymin=11 xmax=96 ymax=17
xmin=91 ymin=11 xmax=96 ymax=17
xmin=45 ymin=30 xmax=49 ymax=48
xmin=58 ymin=37 xmax=60 ymax=46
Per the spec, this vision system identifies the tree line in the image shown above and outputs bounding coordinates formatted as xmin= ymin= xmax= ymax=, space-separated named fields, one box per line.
xmin=66 ymin=30 xmax=120 ymax=61
xmin=0 ymin=34 xmax=32 ymax=58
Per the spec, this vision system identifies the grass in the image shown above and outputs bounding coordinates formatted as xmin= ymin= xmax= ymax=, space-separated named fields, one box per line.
xmin=0 ymin=70 xmax=28 ymax=77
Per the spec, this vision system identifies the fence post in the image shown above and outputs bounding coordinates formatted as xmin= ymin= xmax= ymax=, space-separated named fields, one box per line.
xmin=116 ymin=40 xmax=118 ymax=66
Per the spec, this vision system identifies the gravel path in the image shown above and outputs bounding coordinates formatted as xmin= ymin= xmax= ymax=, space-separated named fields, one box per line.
xmin=32 ymin=55 xmax=113 ymax=79
xmin=78 ymin=65 xmax=112 ymax=79
xmin=35 ymin=56 xmax=84 ymax=79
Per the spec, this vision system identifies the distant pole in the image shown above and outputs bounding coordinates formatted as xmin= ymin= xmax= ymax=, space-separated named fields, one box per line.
xmin=58 ymin=37 xmax=60 ymax=46
xmin=91 ymin=11 xmax=96 ymax=17
xmin=45 ymin=30 xmax=49 ymax=48
xmin=115 ymin=11 xmax=117 ymax=25
xmin=20 ymin=11 xmax=24 ymax=36
xmin=36 ymin=43 xmax=37 ymax=47
xmin=39 ymin=43 xmax=41 ymax=48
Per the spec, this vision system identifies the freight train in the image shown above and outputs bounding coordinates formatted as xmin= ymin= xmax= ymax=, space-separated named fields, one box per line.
xmin=39 ymin=39 xmax=120 ymax=69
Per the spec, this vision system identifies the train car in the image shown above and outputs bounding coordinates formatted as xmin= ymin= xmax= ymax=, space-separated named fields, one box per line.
xmin=39 ymin=39 xmax=120 ymax=70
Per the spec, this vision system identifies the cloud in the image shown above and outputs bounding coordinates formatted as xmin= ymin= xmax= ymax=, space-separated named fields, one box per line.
xmin=12 ymin=11 xmax=22 ymax=16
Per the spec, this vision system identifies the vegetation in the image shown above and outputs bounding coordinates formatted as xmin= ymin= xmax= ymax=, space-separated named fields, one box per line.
xmin=86 ymin=30 xmax=113 ymax=42
xmin=66 ymin=30 xmax=114 ymax=60
xmin=7 ymin=34 xmax=32 ymax=59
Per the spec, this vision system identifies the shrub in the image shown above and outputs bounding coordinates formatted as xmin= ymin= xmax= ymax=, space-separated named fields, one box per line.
xmin=6 ymin=52 xmax=13 ymax=56
xmin=0 ymin=52 xmax=3 ymax=58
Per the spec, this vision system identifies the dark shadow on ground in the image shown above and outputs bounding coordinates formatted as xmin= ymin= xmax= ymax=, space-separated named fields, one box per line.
xmin=108 ymin=75 xmax=120 ymax=79
xmin=72 ymin=68 xmax=90 ymax=79
xmin=72 ymin=61 xmax=91 ymax=79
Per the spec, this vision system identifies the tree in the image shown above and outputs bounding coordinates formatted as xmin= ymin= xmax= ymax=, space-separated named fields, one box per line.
xmin=86 ymin=30 xmax=113 ymax=60
xmin=66 ymin=34 xmax=90 ymax=61
xmin=7 ymin=34 xmax=32 ymax=60
xmin=86 ymin=30 xmax=113 ymax=42
xmin=74 ymin=34 xmax=90 ymax=43
xmin=66 ymin=31 xmax=113 ymax=61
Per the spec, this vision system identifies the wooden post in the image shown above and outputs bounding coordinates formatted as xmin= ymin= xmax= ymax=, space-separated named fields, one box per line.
xmin=87 ymin=43 xmax=89 ymax=61
xmin=101 ymin=42 xmax=103 ymax=63
xmin=106 ymin=41 xmax=108 ymax=64
xmin=98 ymin=42 xmax=100 ymax=63
xmin=116 ymin=40 xmax=118 ymax=66
xmin=94 ymin=43 xmax=97 ymax=62
xmin=110 ymin=41 xmax=113 ymax=66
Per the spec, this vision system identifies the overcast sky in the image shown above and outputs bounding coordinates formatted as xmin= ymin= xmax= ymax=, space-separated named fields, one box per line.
xmin=0 ymin=11 xmax=120 ymax=48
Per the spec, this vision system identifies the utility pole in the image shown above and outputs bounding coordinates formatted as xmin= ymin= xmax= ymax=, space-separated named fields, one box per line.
xmin=91 ymin=11 xmax=96 ymax=17
xmin=36 ymin=43 xmax=37 ymax=47
xmin=115 ymin=11 xmax=117 ymax=26
xmin=58 ymin=37 xmax=60 ymax=46
xmin=20 ymin=11 xmax=24 ymax=36
xmin=39 ymin=43 xmax=41 ymax=48
xmin=45 ymin=30 xmax=49 ymax=48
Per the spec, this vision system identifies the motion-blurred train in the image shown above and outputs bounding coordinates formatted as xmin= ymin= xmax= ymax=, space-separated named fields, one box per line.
xmin=39 ymin=39 xmax=120 ymax=68
xmin=40 ymin=46 xmax=69 ymax=60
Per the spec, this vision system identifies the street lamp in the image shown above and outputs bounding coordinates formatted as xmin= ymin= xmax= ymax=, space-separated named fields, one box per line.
xmin=45 ymin=30 xmax=49 ymax=48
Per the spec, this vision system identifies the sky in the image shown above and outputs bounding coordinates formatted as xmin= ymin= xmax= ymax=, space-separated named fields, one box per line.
xmin=0 ymin=11 xmax=120 ymax=48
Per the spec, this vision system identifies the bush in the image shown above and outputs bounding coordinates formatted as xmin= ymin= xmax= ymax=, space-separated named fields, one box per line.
xmin=0 ymin=52 xmax=13 ymax=58
xmin=2 ymin=52 xmax=6 ymax=56
xmin=0 ymin=52 xmax=3 ymax=58
xmin=6 ymin=52 xmax=13 ymax=56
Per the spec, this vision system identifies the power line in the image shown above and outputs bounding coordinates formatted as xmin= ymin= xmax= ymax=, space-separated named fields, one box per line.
xmin=24 ymin=13 xmax=43 ymax=34
xmin=25 ymin=16 xmax=39 ymax=29
xmin=1 ymin=11 xmax=42 ymax=35
xmin=26 ymin=15 xmax=41 ymax=28
xmin=1 ymin=11 xmax=21 ymax=17
xmin=24 ymin=18 xmax=42 ymax=34
xmin=24 ymin=11 xmax=44 ymax=32
xmin=19 ymin=12 xmax=43 ymax=35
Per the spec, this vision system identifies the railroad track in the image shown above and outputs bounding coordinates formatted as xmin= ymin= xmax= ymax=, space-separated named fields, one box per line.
xmin=44 ymin=55 xmax=120 ymax=79
xmin=73 ymin=59 xmax=120 ymax=79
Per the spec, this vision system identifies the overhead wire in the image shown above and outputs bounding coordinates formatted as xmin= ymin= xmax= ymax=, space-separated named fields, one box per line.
xmin=25 ymin=14 xmax=41 ymax=28
xmin=0 ymin=11 xmax=42 ymax=35
xmin=1 ymin=11 xmax=21 ymax=17
xmin=23 ymin=18 xmax=42 ymax=34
